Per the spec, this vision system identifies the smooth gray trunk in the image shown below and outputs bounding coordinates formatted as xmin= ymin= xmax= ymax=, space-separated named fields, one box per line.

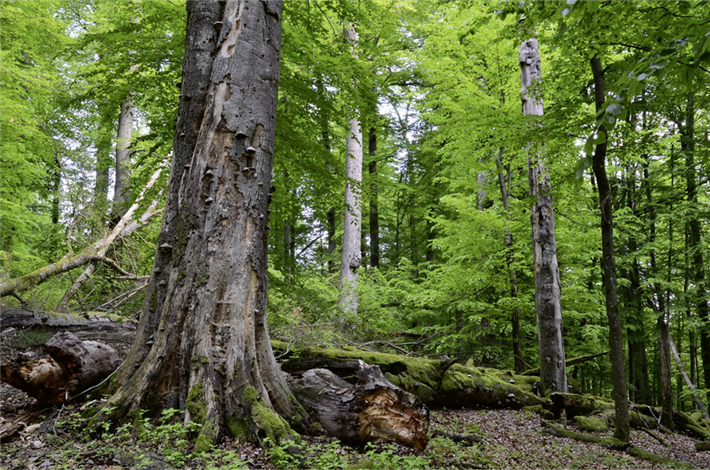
xmin=339 ymin=25 xmax=362 ymax=317
xmin=519 ymin=38 xmax=566 ymax=394
xmin=113 ymin=99 xmax=134 ymax=219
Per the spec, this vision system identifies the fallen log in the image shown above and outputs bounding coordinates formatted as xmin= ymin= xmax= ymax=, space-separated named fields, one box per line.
xmin=1 ymin=331 xmax=122 ymax=404
xmin=0 ymin=308 xmax=136 ymax=343
xmin=275 ymin=342 xmax=546 ymax=410
xmin=289 ymin=362 xmax=429 ymax=450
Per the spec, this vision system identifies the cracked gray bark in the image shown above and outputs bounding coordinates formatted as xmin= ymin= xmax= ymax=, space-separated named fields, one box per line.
xmin=519 ymin=39 xmax=566 ymax=394
xmin=97 ymin=0 xmax=306 ymax=445
xmin=339 ymin=25 xmax=362 ymax=317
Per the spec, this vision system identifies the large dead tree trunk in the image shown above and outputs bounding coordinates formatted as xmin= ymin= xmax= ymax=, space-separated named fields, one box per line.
xmin=289 ymin=363 xmax=429 ymax=450
xmin=519 ymin=38 xmax=567 ymax=394
xmin=96 ymin=0 xmax=306 ymax=447
xmin=590 ymin=54 xmax=630 ymax=443
xmin=0 ymin=166 xmax=163 ymax=299
xmin=339 ymin=25 xmax=363 ymax=318
xmin=1 ymin=331 xmax=121 ymax=404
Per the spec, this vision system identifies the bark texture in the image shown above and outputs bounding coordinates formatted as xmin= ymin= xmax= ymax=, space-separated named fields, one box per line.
xmin=369 ymin=127 xmax=379 ymax=269
xmin=289 ymin=363 xmax=429 ymax=450
xmin=1 ymin=331 xmax=121 ymax=404
xmin=519 ymin=38 xmax=566 ymax=394
xmin=98 ymin=0 xmax=305 ymax=446
xmin=590 ymin=55 xmax=630 ymax=443
xmin=339 ymin=25 xmax=363 ymax=316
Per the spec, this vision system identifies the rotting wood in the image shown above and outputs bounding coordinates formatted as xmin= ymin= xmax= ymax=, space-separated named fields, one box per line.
xmin=519 ymin=37 xmax=567 ymax=395
xmin=1 ymin=331 xmax=121 ymax=405
xmin=288 ymin=361 xmax=429 ymax=450
xmin=0 ymin=308 xmax=137 ymax=343
xmin=275 ymin=342 xmax=545 ymax=410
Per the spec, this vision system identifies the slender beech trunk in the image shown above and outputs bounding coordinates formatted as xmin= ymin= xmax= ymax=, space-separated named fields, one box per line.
xmin=98 ymin=0 xmax=305 ymax=445
xmin=496 ymin=147 xmax=523 ymax=373
xmin=682 ymin=92 xmax=710 ymax=396
xmin=369 ymin=127 xmax=379 ymax=269
xmin=113 ymin=99 xmax=135 ymax=220
xmin=519 ymin=39 xmax=566 ymax=393
xmin=590 ymin=55 xmax=630 ymax=442
xmin=339 ymin=25 xmax=363 ymax=317
xmin=643 ymin=157 xmax=674 ymax=428
xmin=94 ymin=114 xmax=113 ymax=225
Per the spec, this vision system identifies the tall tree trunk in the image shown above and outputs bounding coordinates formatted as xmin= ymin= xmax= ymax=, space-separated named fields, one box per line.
xmin=682 ymin=92 xmax=710 ymax=397
xmin=339 ymin=25 xmax=363 ymax=317
xmin=94 ymin=112 xmax=113 ymax=227
xmin=643 ymin=157 xmax=675 ymax=428
xmin=590 ymin=55 xmax=630 ymax=443
xmin=369 ymin=127 xmax=379 ymax=269
xmin=113 ymin=99 xmax=134 ymax=220
xmin=97 ymin=0 xmax=305 ymax=446
xmin=496 ymin=148 xmax=523 ymax=373
xmin=519 ymin=38 xmax=566 ymax=394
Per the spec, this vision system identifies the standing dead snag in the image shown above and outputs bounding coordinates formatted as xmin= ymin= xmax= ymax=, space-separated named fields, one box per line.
xmin=519 ymin=38 xmax=567 ymax=394
xmin=95 ymin=0 xmax=307 ymax=448
xmin=289 ymin=362 xmax=429 ymax=450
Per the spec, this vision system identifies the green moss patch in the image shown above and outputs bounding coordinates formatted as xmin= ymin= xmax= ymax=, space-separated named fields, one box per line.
xmin=574 ymin=415 xmax=608 ymax=432
xmin=186 ymin=383 xmax=207 ymax=424
xmin=252 ymin=399 xmax=292 ymax=442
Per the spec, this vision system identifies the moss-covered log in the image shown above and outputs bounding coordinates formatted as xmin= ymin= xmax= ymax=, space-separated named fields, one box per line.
xmin=0 ymin=308 xmax=137 ymax=344
xmin=274 ymin=343 xmax=545 ymax=409
xmin=549 ymin=392 xmax=614 ymax=418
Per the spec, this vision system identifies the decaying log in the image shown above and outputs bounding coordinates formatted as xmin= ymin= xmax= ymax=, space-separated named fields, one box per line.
xmin=289 ymin=362 xmax=429 ymax=450
xmin=1 ymin=308 xmax=136 ymax=343
xmin=1 ymin=331 xmax=121 ymax=404
xmin=276 ymin=342 xmax=546 ymax=410
xmin=549 ymin=392 xmax=614 ymax=418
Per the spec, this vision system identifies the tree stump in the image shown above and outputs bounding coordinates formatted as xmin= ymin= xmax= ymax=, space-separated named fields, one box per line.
xmin=289 ymin=361 xmax=429 ymax=450
xmin=1 ymin=331 xmax=121 ymax=404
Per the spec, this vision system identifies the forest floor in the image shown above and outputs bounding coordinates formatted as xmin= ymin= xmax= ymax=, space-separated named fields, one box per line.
xmin=2 ymin=378 xmax=709 ymax=470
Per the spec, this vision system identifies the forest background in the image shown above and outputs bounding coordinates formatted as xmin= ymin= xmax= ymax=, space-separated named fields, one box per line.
xmin=1 ymin=0 xmax=710 ymax=416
